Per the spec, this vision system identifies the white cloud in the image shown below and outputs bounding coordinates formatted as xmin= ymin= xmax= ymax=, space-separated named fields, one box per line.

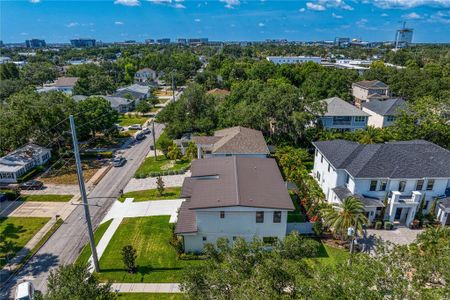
xmin=430 ymin=10 xmax=450 ymax=23
xmin=115 ymin=21 xmax=124 ymax=25
xmin=194 ymin=18 xmax=201 ymax=22
xmin=114 ymin=0 xmax=140 ymax=6
xmin=381 ymin=13 xmax=389 ymax=17
xmin=306 ymin=2 xmax=326 ymax=10
xmin=174 ymin=3 xmax=185 ymax=8
xmin=147 ymin=0 xmax=185 ymax=8
xmin=402 ymin=12 xmax=422 ymax=19
xmin=30 ymin=0 xmax=41 ymax=3
xmin=356 ymin=18 xmax=368 ymax=26
xmin=332 ymin=12 xmax=343 ymax=18
xmin=220 ymin=0 xmax=240 ymax=9
xmin=20 ymin=32 xmax=29 ymax=36
xmin=66 ymin=22 xmax=79 ymax=28
xmin=373 ymin=0 xmax=450 ymax=9
xmin=299 ymin=7 xmax=306 ymax=12
xmin=258 ymin=22 xmax=265 ymax=27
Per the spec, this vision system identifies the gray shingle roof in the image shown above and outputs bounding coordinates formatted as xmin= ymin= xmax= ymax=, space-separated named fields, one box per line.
xmin=362 ymin=98 xmax=406 ymax=116
xmin=313 ymin=140 xmax=450 ymax=178
xmin=321 ymin=97 xmax=369 ymax=117
xmin=332 ymin=186 xmax=384 ymax=208
xmin=353 ymin=80 xmax=388 ymax=89
xmin=175 ymin=201 xmax=197 ymax=234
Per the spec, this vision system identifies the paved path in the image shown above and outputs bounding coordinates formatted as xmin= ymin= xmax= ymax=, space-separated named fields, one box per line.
xmin=112 ymin=283 xmax=181 ymax=293
xmin=1 ymin=123 xmax=165 ymax=298
xmin=124 ymin=172 xmax=190 ymax=193
xmin=365 ymin=227 xmax=423 ymax=245
xmin=21 ymin=184 xmax=79 ymax=195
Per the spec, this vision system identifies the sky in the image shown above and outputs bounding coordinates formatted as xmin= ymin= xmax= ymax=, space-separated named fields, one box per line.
xmin=1 ymin=0 xmax=450 ymax=43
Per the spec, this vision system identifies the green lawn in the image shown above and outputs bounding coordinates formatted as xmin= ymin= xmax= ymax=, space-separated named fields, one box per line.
xmin=117 ymin=293 xmax=183 ymax=300
xmin=287 ymin=193 xmax=308 ymax=223
xmin=118 ymin=116 xmax=149 ymax=127
xmin=20 ymin=194 xmax=73 ymax=202
xmin=76 ymin=219 xmax=113 ymax=265
xmin=134 ymin=156 xmax=190 ymax=178
xmin=0 ymin=217 xmax=50 ymax=268
xmin=306 ymin=239 xmax=349 ymax=267
xmin=98 ymin=216 xmax=205 ymax=283
xmin=119 ymin=187 xmax=182 ymax=202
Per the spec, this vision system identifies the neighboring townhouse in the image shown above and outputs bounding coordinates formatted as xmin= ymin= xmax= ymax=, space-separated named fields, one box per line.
xmin=175 ymin=156 xmax=295 ymax=253
xmin=113 ymin=84 xmax=149 ymax=104
xmin=192 ymin=126 xmax=270 ymax=159
xmin=362 ymin=98 xmax=407 ymax=128
xmin=352 ymin=80 xmax=390 ymax=108
xmin=0 ymin=144 xmax=51 ymax=184
xmin=266 ymin=56 xmax=321 ymax=64
xmin=312 ymin=140 xmax=450 ymax=226
xmin=134 ymin=68 xmax=157 ymax=84
xmin=318 ymin=97 xmax=369 ymax=132
xmin=73 ymin=95 xmax=134 ymax=113
xmin=37 ymin=77 xmax=79 ymax=95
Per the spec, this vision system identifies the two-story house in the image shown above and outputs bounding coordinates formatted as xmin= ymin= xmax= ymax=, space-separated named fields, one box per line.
xmin=362 ymin=98 xmax=407 ymax=128
xmin=317 ymin=97 xmax=369 ymax=132
xmin=352 ymin=80 xmax=390 ymax=108
xmin=175 ymin=156 xmax=295 ymax=253
xmin=113 ymin=84 xmax=149 ymax=106
xmin=312 ymin=140 xmax=450 ymax=226
xmin=134 ymin=68 xmax=157 ymax=84
xmin=192 ymin=126 xmax=270 ymax=159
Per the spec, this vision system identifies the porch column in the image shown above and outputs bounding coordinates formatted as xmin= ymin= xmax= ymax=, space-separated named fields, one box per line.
xmin=406 ymin=206 xmax=417 ymax=227
xmin=389 ymin=191 xmax=400 ymax=223
xmin=196 ymin=145 xmax=202 ymax=159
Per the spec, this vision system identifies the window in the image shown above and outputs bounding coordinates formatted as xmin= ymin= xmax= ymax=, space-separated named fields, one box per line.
xmin=426 ymin=179 xmax=434 ymax=191
xmin=398 ymin=181 xmax=406 ymax=192
xmin=316 ymin=171 xmax=321 ymax=181
xmin=416 ymin=180 xmax=424 ymax=191
xmin=387 ymin=116 xmax=396 ymax=122
xmin=262 ymin=237 xmax=277 ymax=245
xmin=345 ymin=173 xmax=350 ymax=185
xmin=369 ymin=180 xmax=377 ymax=191
xmin=321 ymin=155 xmax=323 ymax=163
xmin=220 ymin=211 xmax=225 ymax=219
xmin=256 ymin=211 xmax=264 ymax=223
xmin=379 ymin=180 xmax=387 ymax=191
xmin=315 ymin=150 xmax=318 ymax=157
xmin=354 ymin=116 xmax=366 ymax=123
xmin=225 ymin=154 xmax=232 ymax=157
xmin=202 ymin=236 xmax=207 ymax=241
xmin=328 ymin=163 xmax=331 ymax=172
xmin=273 ymin=211 xmax=281 ymax=223
xmin=423 ymin=201 xmax=429 ymax=210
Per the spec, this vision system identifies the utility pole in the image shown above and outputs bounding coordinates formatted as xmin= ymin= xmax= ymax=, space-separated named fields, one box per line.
xmin=152 ymin=120 xmax=157 ymax=159
xmin=172 ymin=70 xmax=176 ymax=102
xmin=69 ymin=115 xmax=100 ymax=272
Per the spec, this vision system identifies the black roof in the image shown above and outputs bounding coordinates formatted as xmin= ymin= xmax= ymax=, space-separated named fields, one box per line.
xmin=332 ymin=186 xmax=384 ymax=208
xmin=313 ymin=140 xmax=450 ymax=179
xmin=362 ymin=98 xmax=406 ymax=116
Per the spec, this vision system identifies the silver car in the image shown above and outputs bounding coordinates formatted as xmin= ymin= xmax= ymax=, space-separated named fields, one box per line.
xmin=112 ymin=156 xmax=126 ymax=167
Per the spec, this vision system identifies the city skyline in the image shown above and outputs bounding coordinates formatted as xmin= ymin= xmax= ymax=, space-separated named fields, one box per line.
xmin=1 ymin=0 xmax=450 ymax=43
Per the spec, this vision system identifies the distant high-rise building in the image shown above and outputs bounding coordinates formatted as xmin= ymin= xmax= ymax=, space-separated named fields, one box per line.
xmin=177 ymin=38 xmax=187 ymax=45
xmin=25 ymin=39 xmax=46 ymax=48
xmin=395 ymin=23 xmax=413 ymax=49
xmin=145 ymin=39 xmax=155 ymax=44
xmin=188 ymin=38 xmax=208 ymax=45
xmin=334 ymin=37 xmax=350 ymax=47
xmin=70 ymin=38 xmax=96 ymax=47
xmin=156 ymin=38 xmax=171 ymax=44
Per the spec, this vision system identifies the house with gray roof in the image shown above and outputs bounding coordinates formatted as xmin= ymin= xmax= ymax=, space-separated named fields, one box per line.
xmin=113 ymin=84 xmax=149 ymax=104
xmin=73 ymin=95 xmax=134 ymax=113
xmin=134 ymin=68 xmax=156 ymax=84
xmin=192 ymin=126 xmax=270 ymax=159
xmin=362 ymin=98 xmax=407 ymax=128
xmin=0 ymin=144 xmax=51 ymax=183
xmin=312 ymin=139 xmax=450 ymax=226
xmin=352 ymin=80 xmax=390 ymax=108
xmin=175 ymin=156 xmax=294 ymax=252
xmin=317 ymin=97 xmax=369 ymax=132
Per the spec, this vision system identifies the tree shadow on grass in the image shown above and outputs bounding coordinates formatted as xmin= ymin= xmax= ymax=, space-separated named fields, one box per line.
xmin=0 ymin=221 xmax=27 ymax=240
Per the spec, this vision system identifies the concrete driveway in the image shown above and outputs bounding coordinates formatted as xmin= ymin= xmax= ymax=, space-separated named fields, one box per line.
xmin=365 ymin=227 xmax=423 ymax=245
xmin=124 ymin=172 xmax=190 ymax=193
xmin=21 ymin=184 xmax=79 ymax=195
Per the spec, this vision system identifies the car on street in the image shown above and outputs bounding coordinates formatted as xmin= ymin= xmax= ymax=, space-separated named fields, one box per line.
xmin=134 ymin=131 xmax=146 ymax=141
xmin=0 ymin=192 xmax=8 ymax=202
xmin=14 ymin=281 xmax=35 ymax=300
xmin=129 ymin=124 xmax=142 ymax=130
xmin=141 ymin=127 xmax=151 ymax=134
xmin=115 ymin=124 xmax=125 ymax=131
xmin=112 ymin=156 xmax=127 ymax=167
xmin=19 ymin=180 xmax=43 ymax=190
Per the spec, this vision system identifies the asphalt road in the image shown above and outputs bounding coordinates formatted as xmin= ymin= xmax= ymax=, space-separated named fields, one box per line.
xmin=1 ymin=123 xmax=165 ymax=299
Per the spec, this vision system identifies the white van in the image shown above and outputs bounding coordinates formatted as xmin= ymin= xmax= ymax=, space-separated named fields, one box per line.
xmin=15 ymin=282 xmax=34 ymax=300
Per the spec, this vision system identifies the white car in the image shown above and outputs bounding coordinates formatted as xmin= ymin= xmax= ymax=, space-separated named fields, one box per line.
xmin=15 ymin=282 xmax=34 ymax=300
xmin=129 ymin=124 xmax=142 ymax=130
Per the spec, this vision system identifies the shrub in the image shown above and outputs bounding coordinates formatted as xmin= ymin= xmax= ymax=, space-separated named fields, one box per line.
xmin=312 ymin=220 xmax=324 ymax=236
xmin=178 ymin=253 xmax=208 ymax=260
xmin=384 ymin=222 xmax=392 ymax=230
xmin=375 ymin=221 xmax=382 ymax=230
xmin=121 ymin=245 xmax=138 ymax=273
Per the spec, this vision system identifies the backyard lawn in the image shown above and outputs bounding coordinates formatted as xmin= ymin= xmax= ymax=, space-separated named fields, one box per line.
xmin=134 ymin=156 xmax=190 ymax=178
xmin=20 ymin=194 xmax=73 ymax=202
xmin=0 ymin=217 xmax=50 ymax=268
xmin=288 ymin=193 xmax=308 ymax=223
xmin=119 ymin=187 xmax=182 ymax=202
xmin=98 ymin=216 xmax=205 ymax=283
xmin=306 ymin=239 xmax=349 ymax=267
xmin=117 ymin=293 xmax=183 ymax=300
xmin=118 ymin=116 xmax=149 ymax=127
xmin=76 ymin=219 xmax=113 ymax=265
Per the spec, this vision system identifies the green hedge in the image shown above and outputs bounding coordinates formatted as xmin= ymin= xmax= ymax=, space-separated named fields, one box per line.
xmin=133 ymin=167 xmax=189 ymax=178
xmin=0 ymin=189 xmax=20 ymax=200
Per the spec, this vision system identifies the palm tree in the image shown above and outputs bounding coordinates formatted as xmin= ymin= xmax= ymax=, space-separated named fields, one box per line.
xmin=322 ymin=196 xmax=369 ymax=240
xmin=357 ymin=126 xmax=385 ymax=144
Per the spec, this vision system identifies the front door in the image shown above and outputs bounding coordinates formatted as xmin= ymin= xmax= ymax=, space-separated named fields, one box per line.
xmin=395 ymin=208 xmax=402 ymax=220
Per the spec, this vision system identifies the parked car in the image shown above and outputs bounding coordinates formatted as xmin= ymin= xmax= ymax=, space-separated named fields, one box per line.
xmin=19 ymin=180 xmax=43 ymax=190
xmin=115 ymin=125 xmax=124 ymax=132
xmin=112 ymin=156 xmax=127 ymax=167
xmin=14 ymin=281 xmax=35 ymax=300
xmin=129 ymin=124 xmax=142 ymax=130
xmin=0 ymin=193 xmax=8 ymax=202
xmin=141 ymin=127 xmax=151 ymax=134
xmin=134 ymin=131 xmax=146 ymax=141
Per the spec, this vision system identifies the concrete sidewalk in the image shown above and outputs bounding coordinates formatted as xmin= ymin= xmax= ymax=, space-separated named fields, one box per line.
xmin=112 ymin=283 xmax=181 ymax=293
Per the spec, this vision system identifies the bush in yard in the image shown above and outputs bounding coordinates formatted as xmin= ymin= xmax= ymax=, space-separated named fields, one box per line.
xmin=375 ymin=221 xmax=382 ymax=230
xmin=184 ymin=142 xmax=197 ymax=160
xmin=121 ymin=245 xmax=138 ymax=273
xmin=312 ymin=219 xmax=324 ymax=237
xmin=156 ymin=132 xmax=173 ymax=157
xmin=384 ymin=221 xmax=392 ymax=230
xmin=275 ymin=231 xmax=320 ymax=259
xmin=156 ymin=176 xmax=165 ymax=196
xmin=167 ymin=143 xmax=182 ymax=160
